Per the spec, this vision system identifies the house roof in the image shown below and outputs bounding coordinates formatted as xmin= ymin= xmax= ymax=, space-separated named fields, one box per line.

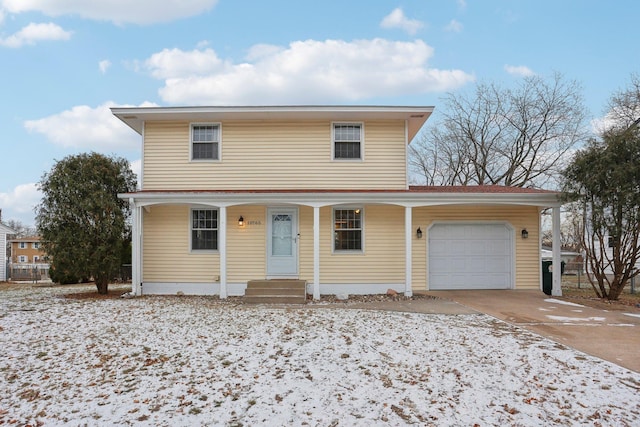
xmin=111 ymin=105 xmax=434 ymax=143
xmin=8 ymin=236 xmax=41 ymax=243
xmin=0 ymin=223 xmax=16 ymax=234
xmin=119 ymin=186 xmax=561 ymax=208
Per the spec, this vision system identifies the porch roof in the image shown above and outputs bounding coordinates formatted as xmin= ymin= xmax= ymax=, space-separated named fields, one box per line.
xmin=119 ymin=185 xmax=561 ymax=208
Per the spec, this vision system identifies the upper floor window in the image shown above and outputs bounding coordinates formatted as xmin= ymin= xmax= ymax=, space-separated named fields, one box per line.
xmin=191 ymin=124 xmax=220 ymax=161
xmin=18 ymin=255 xmax=27 ymax=263
xmin=33 ymin=242 xmax=40 ymax=249
xmin=34 ymin=256 xmax=40 ymax=263
xmin=333 ymin=123 xmax=362 ymax=160
xmin=191 ymin=209 xmax=218 ymax=251
xmin=19 ymin=242 xmax=26 ymax=249
xmin=334 ymin=208 xmax=363 ymax=251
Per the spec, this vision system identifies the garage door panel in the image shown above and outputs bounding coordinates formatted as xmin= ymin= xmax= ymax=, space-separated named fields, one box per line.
xmin=428 ymin=223 xmax=513 ymax=290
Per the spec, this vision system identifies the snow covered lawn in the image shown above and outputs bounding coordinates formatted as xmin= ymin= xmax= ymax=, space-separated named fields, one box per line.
xmin=1 ymin=285 xmax=640 ymax=426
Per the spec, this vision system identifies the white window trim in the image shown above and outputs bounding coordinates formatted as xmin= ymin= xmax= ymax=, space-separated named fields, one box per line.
xmin=332 ymin=206 xmax=365 ymax=253
xmin=189 ymin=207 xmax=219 ymax=253
xmin=33 ymin=242 xmax=40 ymax=249
xmin=18 ymin=255 xmax=27 ymax=263
xmin=190 ymin=122 xmax=222 ymax=162
xmin=331 ymin=122 xmax=364 ymax=161
xmin=19 ymin=242 xmax=26 ymax=249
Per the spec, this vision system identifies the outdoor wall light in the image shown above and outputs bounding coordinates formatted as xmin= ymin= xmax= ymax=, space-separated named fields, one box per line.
xmin=521 ymin=228 xmax=529 ymax=239
xmin=238 ymin=216 xmax=244 ymax=227
xmin=416 ymin=227 xmax=423 ymax=239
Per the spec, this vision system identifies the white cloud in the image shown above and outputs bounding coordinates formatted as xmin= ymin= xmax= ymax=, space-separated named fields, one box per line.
xmin=0 ymin=22 xmax=72 ymax=48
xmin=457 ymin=0 xmax=467 ymax=11
xmin=1 ymin=0 xmax=219 ymax=25
xmin=0 ymin=183 xmax=41 ymax=226
xmin=99 ymin=59 xmax=111 ymax=74
xmin=23 ymin=101 xmax=157 ymax=151
xmin=380 ymin=8 xmax=424 ymax=35
xmin=145 ymin=48 xmax=227 ymax=79
xmin=144 ymin=39 xmax=474 ymax=105
xmin=504 ymin=64 xmax=535 ymax=77
xmin=444 ymin=19 xmax=463 ymax=33
xmin=129 ymin=159 xmax=142 ymax=188
xmin=590 ymin=105 xmax=640 ymax=135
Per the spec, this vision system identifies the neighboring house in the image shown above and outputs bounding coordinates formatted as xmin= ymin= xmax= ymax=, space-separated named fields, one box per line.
xmin=541 ymin=246 xmax=581 ymax=264
xmin=588 ymin=233 xmax=640 ymax=276
xmin=1 ymin=222 xmax=16 ymax=281
xmin=8 ymin=236 xmax=50 ymax=281
xmin=541 ymin=246 xmax=582 ymax=274
xmin=9 ymin=236 xmax=47 ymax=264
xmin=113 ymin=105 xmax=564 ymax=298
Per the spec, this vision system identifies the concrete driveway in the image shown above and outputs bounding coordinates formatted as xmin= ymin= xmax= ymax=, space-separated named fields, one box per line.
xmin=427 ymin=290 xmax=640 ymax=373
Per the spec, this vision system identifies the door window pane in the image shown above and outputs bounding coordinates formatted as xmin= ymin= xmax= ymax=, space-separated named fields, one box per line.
xmin=272 ymin=214 xmax=292 ymax=256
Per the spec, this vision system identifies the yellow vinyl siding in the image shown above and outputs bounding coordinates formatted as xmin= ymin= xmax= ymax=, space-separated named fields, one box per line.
xmin=143 ymin=205 xmax=219 ymax=283
xmin=298 ymin=206 xmax=314 ymax=281
xmin=226 ymin=206 xmax=267 ymax=282
xmin=319 ymin=205 xmax=405 ymax=283
xmin=412 ymin=205 xmax=540 ymax=291
xmin=143 ymin=120 xmax=407 ymax=190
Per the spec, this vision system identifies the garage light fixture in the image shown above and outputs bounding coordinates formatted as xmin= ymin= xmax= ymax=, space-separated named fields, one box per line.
xmin=416 ymin=227 xmax=423 ymax=239
xmin=238 ymin=216 xmax=244 ymax=227
xmin=521 ymin=229 xmax=529 ymax=239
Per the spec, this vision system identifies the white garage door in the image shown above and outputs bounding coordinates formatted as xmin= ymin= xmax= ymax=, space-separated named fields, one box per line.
xmin=428 ymin=223 xmax=513 ymax=290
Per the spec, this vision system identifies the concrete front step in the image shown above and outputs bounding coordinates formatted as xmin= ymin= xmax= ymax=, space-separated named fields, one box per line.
xmin=244 ymin=280 xmax=306 ymax=304
xmin=244 ymin=295 xmax=307 ymax=304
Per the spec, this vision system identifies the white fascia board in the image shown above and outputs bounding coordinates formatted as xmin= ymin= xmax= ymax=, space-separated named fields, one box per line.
xmin=118 ymin=190 xmax=561 ymax=208
xmin=111 ymin=105 xmax=434 ymax=140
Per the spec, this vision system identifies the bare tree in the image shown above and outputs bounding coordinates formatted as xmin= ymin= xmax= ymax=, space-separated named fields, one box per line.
xmin=604 ymin=73 xmax=640 ymax=131
xmin=541 ymin=207 xmax=582 ymax=252
xmin=3 ymin=219 xmax=36 ymax=239
xmin=410 ymin=72 xmax=589 ymax=188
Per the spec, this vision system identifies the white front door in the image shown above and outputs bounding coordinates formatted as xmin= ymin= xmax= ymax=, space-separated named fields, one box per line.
xmin=267 ymin=208 xmax=298 ymax=277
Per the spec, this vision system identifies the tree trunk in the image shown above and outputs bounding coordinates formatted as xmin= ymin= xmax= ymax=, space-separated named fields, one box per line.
xmin=95 ymin=279 xmax=109 ymax=295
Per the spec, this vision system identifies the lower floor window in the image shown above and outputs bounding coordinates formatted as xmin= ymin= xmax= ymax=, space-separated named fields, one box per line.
xmin=192 ymin=209 xmax=218 ymax=250
xmin=334 ymin=208 xmax=363 ymax=251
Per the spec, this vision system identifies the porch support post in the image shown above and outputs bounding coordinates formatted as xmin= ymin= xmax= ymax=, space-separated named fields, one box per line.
xmin=219 ymin=206 xmax=228 ymax=299
xmin=130 ymin=199 xmax=142 ymax=296
xmin=551 ymin=206 xmax=562 ymax=296
xmin=313 ymin=206 xmax=320 ymax=300
xmin=405 ymin=206 xmax=413 ymax=297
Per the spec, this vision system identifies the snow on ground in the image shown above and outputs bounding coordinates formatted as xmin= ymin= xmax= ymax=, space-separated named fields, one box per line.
xmin=544 ymin=299 xmax=585 ymax=308
xmin=1 ymin=285 xmax=640 ymax=426
xmin=545 ymin=315 xmax=606 ymax=323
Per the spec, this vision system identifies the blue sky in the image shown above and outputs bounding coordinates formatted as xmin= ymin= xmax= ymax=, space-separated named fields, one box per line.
xmin=0 ymin=0 xmax=638 ymax=227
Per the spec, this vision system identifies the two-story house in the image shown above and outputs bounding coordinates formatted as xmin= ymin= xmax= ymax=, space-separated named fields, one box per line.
xmin=8 ymin=236 xmax=50 ymax=281
xmin=113 ymin=105 xmax=564 ymax=298
xmin=9 ymin=236 xmax=46 ymax=264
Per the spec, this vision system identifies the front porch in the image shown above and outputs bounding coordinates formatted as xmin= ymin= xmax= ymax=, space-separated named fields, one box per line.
xmin=124 ymin=188 xmax=564 ymax=299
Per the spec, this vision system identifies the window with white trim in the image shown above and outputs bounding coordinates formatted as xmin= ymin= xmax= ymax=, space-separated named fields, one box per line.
xmin=18 ymin=255 xmax=27 ymax=263
xmin=333 ymin=123 xmax=362 ymax=160
xmin=191 ymin=209 xmax=218 ymax=250
xmin=334 ymin=208 xmax=363 ymax=251
xmin=34 ymin=256 xmax=40 ymax=263
xmin=191 ymin=124 xmax=220 ymax=160
xmin=33 ymin=242 xmax=40 ymax=249
xmin=19 ymin=242 xmax=26 ymax=249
